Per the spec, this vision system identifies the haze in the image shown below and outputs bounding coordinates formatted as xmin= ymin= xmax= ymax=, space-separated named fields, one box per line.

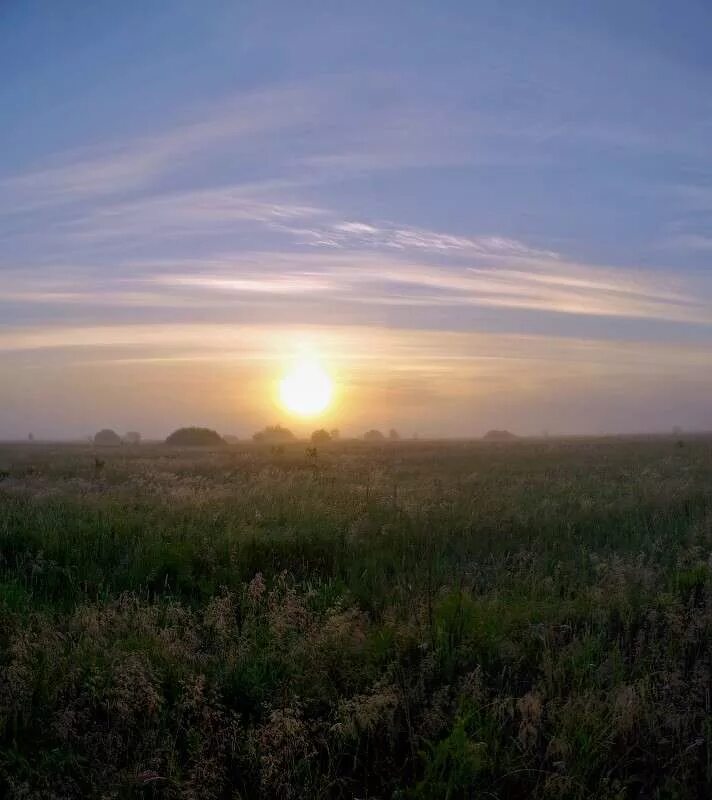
xmin=2 ymin=2 xmax=712 ymax=439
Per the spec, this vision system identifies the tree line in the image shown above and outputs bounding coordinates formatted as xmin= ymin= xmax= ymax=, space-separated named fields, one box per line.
xmin=92 ymin=426 xmax=404 ymax=446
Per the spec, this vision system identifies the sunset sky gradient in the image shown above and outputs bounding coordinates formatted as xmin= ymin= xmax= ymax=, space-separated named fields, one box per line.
xmin=2 ymin=1 xmax=712 ymax=438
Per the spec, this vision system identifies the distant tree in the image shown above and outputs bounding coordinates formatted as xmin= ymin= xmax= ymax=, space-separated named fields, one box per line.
xmin=94 ymin=429 xmax=122 ymax=447
xmin=363 ymin=429 xmax=385 ymax=442
xmin=388 ymin=428 xmax=400 ymax=441
xmin=482 ymin=429 xmax=518 ymax=442
xmin=253 ymin=425 xmax=296 ymax=444
xmin=28 ymin=433 xmax=34 ymax=442
xmin=329 ymin=428 xmax=340 ymax=441
xmin=223 ymin=434 xmax=240 ymax=445
xmin=311 ymin=428 xmax=331 ymax=444
xmin=124 ymin=431 xmax=141 ymax=445
xmin=165 ymin=427 xmax=225 ymax=446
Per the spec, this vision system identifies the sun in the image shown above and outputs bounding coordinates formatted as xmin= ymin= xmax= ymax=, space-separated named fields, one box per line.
xmin=279 ymin=358 xmax=333 ymax=417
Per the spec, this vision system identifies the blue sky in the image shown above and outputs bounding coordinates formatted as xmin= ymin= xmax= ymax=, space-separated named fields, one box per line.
xmin=1 ymin=1 xmax=712 ymax=438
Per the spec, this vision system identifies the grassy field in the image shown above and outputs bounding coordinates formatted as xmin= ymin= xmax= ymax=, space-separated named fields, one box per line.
xmin=0 ymin=437 xmax=711 ymax=799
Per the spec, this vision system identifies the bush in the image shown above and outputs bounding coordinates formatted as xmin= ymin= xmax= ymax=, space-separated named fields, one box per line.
xmin=94 ymin=428 xmax=122 ymax=446
xmin=253 ymin=425 xmax=296 ymax=443
xmin=482 ymin=429 xmax=518 ymax=441
xmin=165 ymin=427 xmax=225 ymax=446
xmin=311 ymin=429 xmax=331 ymax=444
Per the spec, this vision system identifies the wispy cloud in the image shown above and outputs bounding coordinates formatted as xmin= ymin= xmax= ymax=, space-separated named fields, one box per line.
xmin=64 ymin=185 xmax=324 ymax=242
xmin=5 ymin=238 xmax=705 ymax=328
xmin=8 ymin=65 xmax=691 ymax=223
xmin=164 ymin=273 xmax=335 ymax=295
xmin=3 ymin=323 xmax=712 ymax=388
xmin=292 ymin=219 xmax=559 ymax=259
xmin=139 ymin=247 xmax=707 ymax=325
xmin=0 ymin=75 xmax=495 ymax=218
xmin=0 ymin=84 xmax=321 ymax=211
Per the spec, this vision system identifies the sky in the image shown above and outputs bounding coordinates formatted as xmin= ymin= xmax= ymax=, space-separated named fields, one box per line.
xmin=2 ymin=0 xmax=712 ymax=439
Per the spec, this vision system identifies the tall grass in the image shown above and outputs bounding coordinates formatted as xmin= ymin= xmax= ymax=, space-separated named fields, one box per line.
xmin=0 ymin=438 xmax=711 ymax=797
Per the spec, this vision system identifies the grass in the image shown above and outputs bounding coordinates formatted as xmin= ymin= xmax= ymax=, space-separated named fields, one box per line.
xmin=0 ymin=437 xmax=711 ymax=798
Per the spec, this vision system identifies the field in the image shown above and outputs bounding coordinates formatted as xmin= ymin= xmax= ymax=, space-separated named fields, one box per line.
xmin=1 ymin=438 xmax=711 ymax=799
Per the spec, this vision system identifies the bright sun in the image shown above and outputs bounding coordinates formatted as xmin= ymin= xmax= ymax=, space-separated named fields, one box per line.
xmin=279 ymin=359 xmax=333 ymax=417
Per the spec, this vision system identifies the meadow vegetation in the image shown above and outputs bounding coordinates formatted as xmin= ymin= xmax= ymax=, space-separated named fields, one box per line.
xmin=0 ymin=437 xmax=711 ymax=798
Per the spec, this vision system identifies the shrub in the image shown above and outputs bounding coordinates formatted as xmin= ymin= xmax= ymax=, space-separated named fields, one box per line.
xmin=253 ymin=425 xmax=296 ymax=443
xmin=482 ymin=429 xmax=518 ymax=441
xmin=165 ymin=427 xmax=225 ymax=446
xmin=94 ymin=429 xmax=122 ymax=446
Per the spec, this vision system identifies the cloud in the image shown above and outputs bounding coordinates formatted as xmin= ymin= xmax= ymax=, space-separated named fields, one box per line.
xmin=8 ymin=227 xmax=558 ymax=331
xmin=0 ymin=74 xmax=497 ymax=219
xmin=7 ymin=67 xmax=673 ymax=223
xmin=301 ymin=220 xmax=559 ymax=259
xmin=3 ymin=233 xmax=709 ymax=327
xmin=2 ymin=323 xmax=712 ymax=387
xmin=140 ymin=247 xmax=709 ymax=325
xmin=46 ymin=175 xmax=559 ymax=262
xmin=0 ymin=84 xmax=322 ymax=212
xmin=164 ymin=273 xmax=335 ymax=295
xmin=64 ymin=185 xmax=325 ymax=242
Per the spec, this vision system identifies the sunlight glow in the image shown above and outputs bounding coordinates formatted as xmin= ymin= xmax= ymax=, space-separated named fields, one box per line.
xmin=279 ymin=358 xmax=333 ymax=417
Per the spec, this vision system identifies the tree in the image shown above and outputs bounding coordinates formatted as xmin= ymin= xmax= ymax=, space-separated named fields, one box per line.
xmin=124 ymin=431 xmax=141 ymax=445
xmin=329 ymin=429 xmax=340 ymax=441
xmin=363 ymin=429 xmax=385 ymax=442
xmin=94 ymin=429 xmax=122 ymax=447
xmin=388 ymin=428 xmax=400 ymax=441
xmin=165 ymin=427 xmax=225 ymax=446
xmin=311 ymin=428 xmax=331 ymax=444
xmin=253 ymin=425 xmax=296 ymax=443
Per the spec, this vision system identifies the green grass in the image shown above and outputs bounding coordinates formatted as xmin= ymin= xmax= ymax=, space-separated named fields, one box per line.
xmin=0 ymin=437 xmax=711 ymax=798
